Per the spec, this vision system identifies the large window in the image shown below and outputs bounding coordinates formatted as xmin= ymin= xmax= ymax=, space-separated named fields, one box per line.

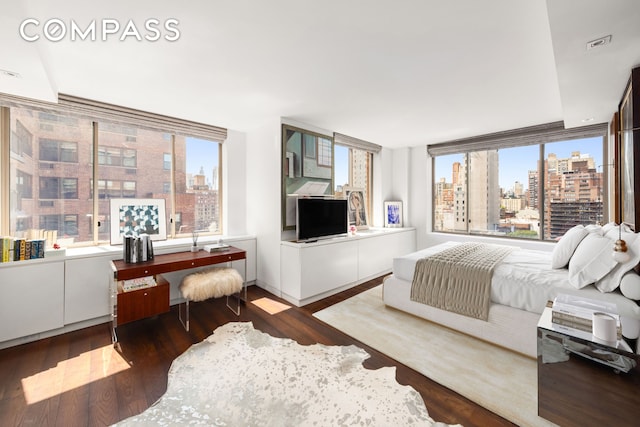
xmin=334 ymin=144 xmax=373 ymax=222
xmin=281 ymin=126 xmax=378 ymax=231
xmin=433 ymin=130 xmax=605 ymax=240
xmin=4 ymin=100 xmax=225 ymax=246
xmin=177 ymin=137 xmax=222 ymax=234
xmin=432 ymin=125 xmax=606 ymax=241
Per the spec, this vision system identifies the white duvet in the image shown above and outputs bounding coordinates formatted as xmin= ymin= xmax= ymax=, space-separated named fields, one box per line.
xmin=394 ymin=242 xmax=640 ymax=319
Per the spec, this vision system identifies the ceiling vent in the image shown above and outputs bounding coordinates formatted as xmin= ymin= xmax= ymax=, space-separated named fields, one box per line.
xmin=586 ymin=35 xmax=612 ymax=50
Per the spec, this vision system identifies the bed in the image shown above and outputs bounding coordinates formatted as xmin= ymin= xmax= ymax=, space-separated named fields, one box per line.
xmin=382 ymin=225 xmax=640 ymax=358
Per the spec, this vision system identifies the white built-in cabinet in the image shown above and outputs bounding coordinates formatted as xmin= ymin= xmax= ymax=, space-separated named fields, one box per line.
xmin=65 ymin=256 xmax=116 ymax=324
xmin=0 ymin=260 xmax=65 ymax=342
xmin=280 ymin=228 xmax=416 ymax=306
xmin=0 ymin=237 xmax=257 ymax=349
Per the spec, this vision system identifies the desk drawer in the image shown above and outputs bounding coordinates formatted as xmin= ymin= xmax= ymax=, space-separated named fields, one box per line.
xmin=116 ymin=278 xmax=169 ymax=326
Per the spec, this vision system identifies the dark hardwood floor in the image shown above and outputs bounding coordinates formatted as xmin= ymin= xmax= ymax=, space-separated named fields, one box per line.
xmin=0 ymin=277 xmax=515 ymax=427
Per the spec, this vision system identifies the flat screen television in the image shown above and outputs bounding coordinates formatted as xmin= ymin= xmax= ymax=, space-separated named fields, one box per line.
xmin=296 ymin=198 xmax=348 ymax=242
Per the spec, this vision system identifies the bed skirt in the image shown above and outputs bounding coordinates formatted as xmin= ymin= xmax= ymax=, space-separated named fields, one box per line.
xmin=383 ymin=274 xmax=540 ymax=358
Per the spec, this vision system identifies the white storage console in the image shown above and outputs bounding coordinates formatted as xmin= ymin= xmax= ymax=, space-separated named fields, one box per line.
xmin=280 ymin=228 xmax=416 ymax=306
xmin=0 ymin=236 xmax=257 ymax=350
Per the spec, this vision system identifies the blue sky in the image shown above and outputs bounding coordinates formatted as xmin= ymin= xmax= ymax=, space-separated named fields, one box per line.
xmin=186 ymin=136 xmax=350 ymax=189
xmin=186 ymin=136 xmax=603 ymax=193
xmin=185 ymin=137 xmax=219 ymax=177
xmin=434 ymin=136 xmax=604 ymax=191
xmin=334 ymin=145 xmax=349 ymax=189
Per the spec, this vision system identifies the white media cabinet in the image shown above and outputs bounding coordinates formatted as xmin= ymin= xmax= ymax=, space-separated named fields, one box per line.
xmin=280 ymin=228 xmax=416 ymax=306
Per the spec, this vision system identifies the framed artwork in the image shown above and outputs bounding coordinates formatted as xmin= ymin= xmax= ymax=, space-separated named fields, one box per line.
xmin=345 ymin=187 xmax=368 ymax=229
xmin=384 ymin=201 xmax=403 ymax=228
xmin=110 ymin=198 xmax=167 ymax=244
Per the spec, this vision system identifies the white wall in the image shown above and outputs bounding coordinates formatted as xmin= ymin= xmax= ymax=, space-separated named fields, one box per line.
xmin=377 ymin=147 xmax=393 ymax=228
xmin=410 ymin=146 xmax=431 ymax=249
xmin=224 ymin=129 xmax=248 ymax=235
xmin=245 ymin=121 xmax=282 ymax=295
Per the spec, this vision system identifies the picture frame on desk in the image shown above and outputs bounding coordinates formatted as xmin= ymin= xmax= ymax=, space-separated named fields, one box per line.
xmin=109 ymin=198 xmax=167 ymax=245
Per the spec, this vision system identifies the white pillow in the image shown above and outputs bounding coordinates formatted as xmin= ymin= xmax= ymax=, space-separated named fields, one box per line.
xmin=595 ymin=230 xmax=640 ymax=293
xmin=602 ymin=222 xmax=617 ymax=234
xmin=551 ymin=225 xmax=589 ymax=269
xmin=584 ymin=224 xmax=603 ymax=235
xmin=568 ymin=233 xmax=618 ymax=289
xmin=619 ymin=270 xmax=640 ymax=300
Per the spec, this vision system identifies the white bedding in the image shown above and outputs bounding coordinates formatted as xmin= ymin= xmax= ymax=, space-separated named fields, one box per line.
xmin=393 ymin=242 xmax=640 ymax=320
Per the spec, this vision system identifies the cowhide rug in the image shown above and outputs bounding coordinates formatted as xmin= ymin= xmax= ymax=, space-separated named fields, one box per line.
xmin=113 ymin=322 xmax=455 ymax=426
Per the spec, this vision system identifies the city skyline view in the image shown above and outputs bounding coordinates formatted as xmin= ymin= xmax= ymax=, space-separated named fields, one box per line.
xmin=433 ymin=135 xmax=605 ymax=239
xmin=186 ymin=135 xmax=604 ymax=206
xmin=434 ymin=136 xmax=604 ymax=192
xmin=186 ymin=137 xmax=352 ymax=191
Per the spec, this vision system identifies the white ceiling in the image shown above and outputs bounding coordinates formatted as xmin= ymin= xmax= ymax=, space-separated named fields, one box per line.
xmin=1 ymin=0 xmax=639 ymax=148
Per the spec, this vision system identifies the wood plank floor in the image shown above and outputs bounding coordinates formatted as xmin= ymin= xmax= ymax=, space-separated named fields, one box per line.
xmin=0 ymin=277 xmax=515 ymax=427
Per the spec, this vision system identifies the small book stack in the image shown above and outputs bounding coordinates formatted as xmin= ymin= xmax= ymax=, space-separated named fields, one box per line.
xmin=203 ymin=243 xmax=230 ymax=253
xmin=1 ymin=237 xmax=46 ymax=262
xmin=551 ymin=293 xmax=622 ymax=340
xmin=121 ymin=276 xmax=157 ymax=292
xmin=123 ymin=234 xmax=154 ymax=264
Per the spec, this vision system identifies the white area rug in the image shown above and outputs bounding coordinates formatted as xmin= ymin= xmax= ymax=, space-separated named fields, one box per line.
xmin=113 ymin=322 xmax=457 ymax=426
xmin=314 ymin=286 xmax=558 ymax=427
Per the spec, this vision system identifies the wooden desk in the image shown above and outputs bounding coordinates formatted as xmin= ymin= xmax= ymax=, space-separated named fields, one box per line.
xmin=110 ymin=247 xmax=246 ymax=344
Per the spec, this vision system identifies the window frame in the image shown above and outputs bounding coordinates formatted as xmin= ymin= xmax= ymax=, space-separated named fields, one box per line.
xmin=0 ymin=96 xmax=226 ymax=246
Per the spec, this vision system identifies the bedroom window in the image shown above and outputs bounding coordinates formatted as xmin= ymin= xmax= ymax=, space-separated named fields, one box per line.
xmin=334 ymin=144 xmax=373 ymax=219
xmin=430 ymin=122 xmax=607 ymax=241
xmin=175 ymin=136 xmax=222 ymax=235
xmin=1 ymin=97 xmax=226 ymax=246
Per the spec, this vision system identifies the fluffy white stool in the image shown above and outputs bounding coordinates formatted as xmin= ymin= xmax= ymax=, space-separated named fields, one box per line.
xmin=179 ymin=267 xmax=243 ymax=331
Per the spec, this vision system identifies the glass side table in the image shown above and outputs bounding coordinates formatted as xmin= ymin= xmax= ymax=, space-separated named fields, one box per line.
xmin=537 ymin=307 xmax=640 ymax=426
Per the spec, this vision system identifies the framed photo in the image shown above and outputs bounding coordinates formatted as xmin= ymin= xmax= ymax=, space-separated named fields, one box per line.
xmin=384 ymin=201 xmax=403 ymax=228
xmin=110 ymin=198 xmax=167 ymax=245
xmin=345 ymin=187 xmax=368 ymax=229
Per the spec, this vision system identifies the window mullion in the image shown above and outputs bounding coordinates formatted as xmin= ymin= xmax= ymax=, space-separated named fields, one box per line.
xmin=92 ymin=122 xmax=99 ymax=244
xmin=0 ymin=107 xmax=10 ymax=235
xmin=539 ymin=144 xmax=545 ymax=240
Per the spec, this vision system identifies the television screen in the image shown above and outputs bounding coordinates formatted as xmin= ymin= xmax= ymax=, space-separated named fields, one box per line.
xmin=296 ymin=198 xmax=348 ymax=241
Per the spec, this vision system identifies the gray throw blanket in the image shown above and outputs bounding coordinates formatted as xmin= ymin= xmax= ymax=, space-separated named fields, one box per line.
xmin=410 ymin=243 xmax=513 ymax=321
